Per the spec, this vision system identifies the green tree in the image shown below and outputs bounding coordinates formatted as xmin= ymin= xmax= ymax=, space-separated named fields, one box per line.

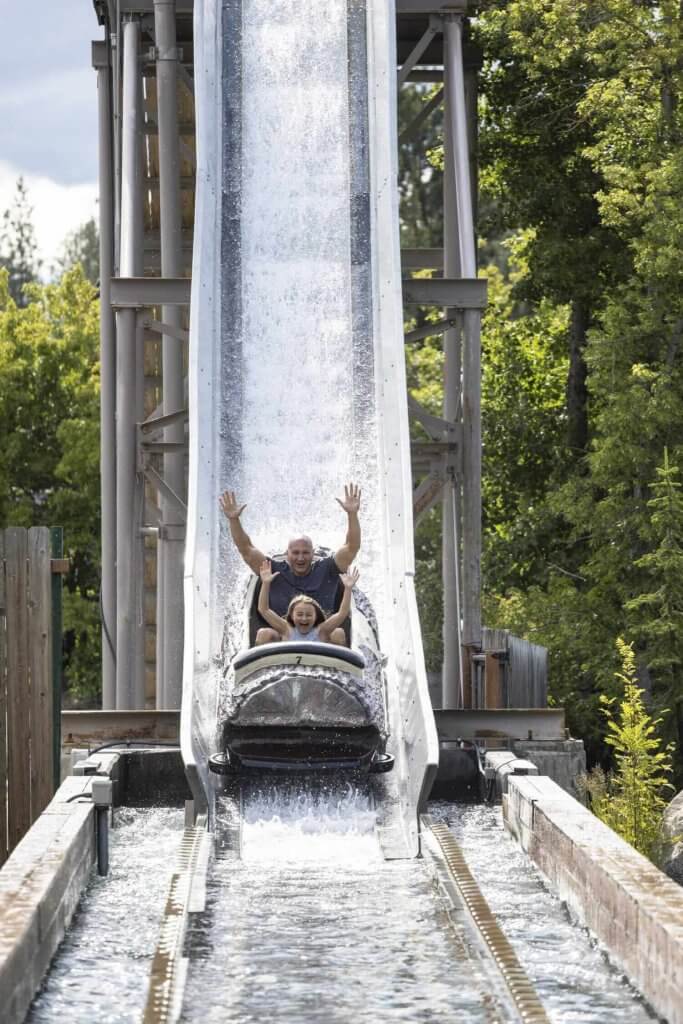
xmin=468 ymin=1 xmax=683 ymax=779
xmin=627 ymin=449 xmax=683 ymax=755
xmin=0 ymin=265 xmax=102 ymax=701
xmin=0 ymin=178 xmax=41 ymax=306
xmin=583 ymin=639 xmax=674 ymax=861
xmin=54 ymin=217 xmax=100 ymax=285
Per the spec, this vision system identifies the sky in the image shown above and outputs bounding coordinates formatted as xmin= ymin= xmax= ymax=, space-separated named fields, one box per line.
xmin=0 ymin=0 xmax=104 ymax=275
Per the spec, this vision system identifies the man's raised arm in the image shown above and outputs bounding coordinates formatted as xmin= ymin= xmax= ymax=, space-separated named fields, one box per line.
xmin=219 ymin=491 xmax=266 ymax=574
xmin=333 ymin=482 xmax=361 ymax=571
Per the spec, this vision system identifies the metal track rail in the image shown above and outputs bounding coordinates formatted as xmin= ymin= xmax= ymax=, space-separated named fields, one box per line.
xmin=142 ymin=786 xmax=242 ymax=1023
xmin=423 ymin=816 xmax=550 ymax=1024
xmin=142 ymin=824 xmax=211 ymax=1024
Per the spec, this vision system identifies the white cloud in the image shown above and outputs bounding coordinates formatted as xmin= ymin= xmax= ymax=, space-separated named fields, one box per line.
xmin=0 ymin=160 xmax=98 ymax=279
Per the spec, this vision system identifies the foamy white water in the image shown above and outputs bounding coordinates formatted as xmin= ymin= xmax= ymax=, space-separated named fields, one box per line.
xmin=215 ymin=0 xmax=381 ymax=666
xmin=182 ymin=783 xmax=502 ymax=1022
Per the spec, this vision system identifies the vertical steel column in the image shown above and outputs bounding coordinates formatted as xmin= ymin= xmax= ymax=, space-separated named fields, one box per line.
xmin=441 ymin=25 xmax=463 ymax=709
xmin=444 ymin=14 xmax=482 ymax=667
xmin=116 ymin=16 xmax=146 ymax=709
xmin=153 ymin=0 xmax=185 ymax=709
xmin=93 ymin=40 xmax=117 ymax=708
xmin=109 ymin=2 xmax=122 ymax=275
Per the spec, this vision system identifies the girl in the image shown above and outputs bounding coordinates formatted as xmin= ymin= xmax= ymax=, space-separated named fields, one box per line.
xmin=256 ymin=559 xmax=359 ymax=645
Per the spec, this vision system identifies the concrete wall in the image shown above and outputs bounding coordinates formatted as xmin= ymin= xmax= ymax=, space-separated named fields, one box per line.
xmin=512 ymin=738 xmax=586 ymax=797
xmin=0 ymin=759 xmax=118 ymax=1024
xmin=504 ymin=775 xmax=683 ymax=1024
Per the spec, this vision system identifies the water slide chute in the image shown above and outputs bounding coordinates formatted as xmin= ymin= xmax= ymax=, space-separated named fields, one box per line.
xmin=181 ymin=0 xmax=439 ymax=857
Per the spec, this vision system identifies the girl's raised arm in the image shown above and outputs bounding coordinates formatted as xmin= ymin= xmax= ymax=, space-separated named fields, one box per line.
xmin=257 ymin=560 xmax=289 ymax=637
xmin=319 ymin=567 xmax=359 ymax=639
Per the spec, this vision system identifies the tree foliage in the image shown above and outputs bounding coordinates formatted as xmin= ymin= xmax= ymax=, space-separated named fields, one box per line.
xmin=54 ymin=217 xmax=100 ymax=285
xmin=469 ymin=0 xmax=683 ymax=778
xmin=0 ymin=179 xmax=41 ymax=306
xmin=581 ymin=639 xmax=674 ymax=862
xmin=0 ymin=265 xmax=102 ymax=701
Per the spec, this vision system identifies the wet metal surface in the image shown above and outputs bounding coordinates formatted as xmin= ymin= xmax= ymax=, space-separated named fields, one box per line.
xmin=433 ymin=803 xmax=661 ymax=1023
xmin=181 ymin=782 xmax=505 ymax=1023
xmin=26 ymin=807 xmax=184 ymax=1024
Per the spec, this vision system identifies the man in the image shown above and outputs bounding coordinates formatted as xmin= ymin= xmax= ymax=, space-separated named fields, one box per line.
xmin=219 ymin=483 xmax=361 ymax=618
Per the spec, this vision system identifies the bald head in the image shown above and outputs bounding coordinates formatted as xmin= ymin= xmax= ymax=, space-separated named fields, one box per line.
xmin=286 ymin=536 xmax=314 ymax=576
xmin=288 ymin=534 xmax=313 ymax=549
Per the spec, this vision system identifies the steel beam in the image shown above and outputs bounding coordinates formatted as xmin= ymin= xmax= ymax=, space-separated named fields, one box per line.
xmin=442 ymin=18 xmax=463 ymax=710
xmin=140 ymin=408 xmax=189 ymax=434
xmin=111 ymin=276 xmax=192 ymax=307
xmin=154 ymin=0 xmax=186 ymax=711
xmin=93 ymin=40 xmax=117 ymax=710
xmin=61 ymin=709 xmax=180 ymax=745
xmin=398 ymin=87 xmax=443 ymax=145
xmin=434 ymin=708 xmax=566 ymax=743
xmin=397 ymin=0 xmax=467 ymax=12
xmin=408 ymin=395 xmax=458 ymax=442
xmin=401 ymin=248 xmax=443 ymax=270
xmin=120 ymin=0 xmax=193 ymax=11
xmin=413 ymin=472 xmax=445 ymax=526
xmin=115 ymin=15 xmax=146 ymax=710
xmin=404 ymin=318 xmax=455 ymax=344
xmin=397 ymin=22 xmax=439 ymax=88
xmin=401 ymin=277 xmax=486 ymax=307
xmin=142 ymin=316 xmax=190 ymax=343
xmin=142 ymin=463 xmax=188 ymax=517
xmin=445 ymin=15 xmax=481 ymax=655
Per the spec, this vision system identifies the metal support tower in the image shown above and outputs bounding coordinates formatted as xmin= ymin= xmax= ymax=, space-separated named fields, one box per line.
xmin=399 ymin=1 xmax=484 ymax=708
xmin=91 ymin=0 xmax=483 ymax=711
xmin=93 ymin=38 xmax=116 ymax=708
xmin=153 ymin=0 xmax=186 ymax=709
xmin=116 ymin=14 xmax=146 ymax=709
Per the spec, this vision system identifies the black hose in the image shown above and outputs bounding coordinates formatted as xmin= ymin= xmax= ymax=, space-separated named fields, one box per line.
xmin=97 ymin=806 xmax=109 ymax=876
xmin=99 ymin=585 xmax=116 ymax=666
xmin=88 ymin=739 xmax=181 ymax=756
xmin=485 ymin=755 xmax=519 ymax=803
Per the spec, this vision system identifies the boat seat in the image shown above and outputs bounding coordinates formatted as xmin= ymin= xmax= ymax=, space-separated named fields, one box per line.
xmin=234 ymin=640 xmax=365 ymax=674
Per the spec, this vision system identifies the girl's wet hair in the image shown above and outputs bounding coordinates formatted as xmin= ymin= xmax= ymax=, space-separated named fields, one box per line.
xmin=286 ymin=594 xmax=326 ymax=627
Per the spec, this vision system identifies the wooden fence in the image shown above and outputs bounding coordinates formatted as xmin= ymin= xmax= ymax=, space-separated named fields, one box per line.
xmin=0 ymin=527 xmax=64 ymax=866
xmin=472 ymin=627 xmax=548 ymax=710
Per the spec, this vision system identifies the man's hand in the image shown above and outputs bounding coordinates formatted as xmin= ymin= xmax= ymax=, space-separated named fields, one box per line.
xmin=335 ymin=482 xmax=361 ymax=515
xmin=259 ymin=559 xmax=280 ymax=584
xmin=220 ymin=490 xmax=246 ymax=520
xmin=340 ymin=567 xmax=359 ymax=590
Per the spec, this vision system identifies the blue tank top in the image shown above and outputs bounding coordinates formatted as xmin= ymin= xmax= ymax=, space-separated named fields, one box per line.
xmin=288 ymin=626 xmax=321 ymax=642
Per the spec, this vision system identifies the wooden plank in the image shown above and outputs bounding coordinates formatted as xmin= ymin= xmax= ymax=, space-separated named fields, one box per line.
xmin=0 ymin=531 xmax=7 ymax=865
xmin=51 ymin=528 xmax=64 ymax=788
xmin=5 ymin=528 xmax=31 ymax=853
xmin=28 ymin=528 xmax=54 ymax=818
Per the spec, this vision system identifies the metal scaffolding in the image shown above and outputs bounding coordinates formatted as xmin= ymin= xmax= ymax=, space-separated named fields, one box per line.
xmin=90 ymin=0 xmax=484 ymax=711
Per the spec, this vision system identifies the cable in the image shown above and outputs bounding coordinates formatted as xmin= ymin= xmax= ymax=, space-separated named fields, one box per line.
xmin=99 ymin=584 xmax=117 ymax=665
xmin=66 ymin=792 xmax=93 ymax=803
xmin=483 ymin=757 xmax=520 ymax=802
xmin=88 ymin=739 xmax=181 ymax=756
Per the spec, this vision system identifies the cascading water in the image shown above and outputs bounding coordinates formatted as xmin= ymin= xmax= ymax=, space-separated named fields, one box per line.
xmin=181 ymin=784 xmax=507 ymax=1023
xmin=216 ymin=0 xmax=380 ymax=666
xmin=184 ymin=0 xmax=437 ymax=844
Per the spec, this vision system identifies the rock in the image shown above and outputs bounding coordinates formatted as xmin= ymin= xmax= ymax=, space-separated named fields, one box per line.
xmin=661 ymin=789 xmax=683 ymax=885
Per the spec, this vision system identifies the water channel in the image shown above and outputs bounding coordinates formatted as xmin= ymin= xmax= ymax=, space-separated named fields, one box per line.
xmin=26 ymin=792 xmax=660 ymax=1023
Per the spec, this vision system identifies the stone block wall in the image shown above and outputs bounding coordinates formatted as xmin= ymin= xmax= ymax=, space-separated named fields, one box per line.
xmin=504 ymin=775 xmax=683 ymax=1024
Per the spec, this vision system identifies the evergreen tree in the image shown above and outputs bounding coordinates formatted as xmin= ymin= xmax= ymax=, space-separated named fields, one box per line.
xmin=583 ymin=639 xmax=674 ymax=862
xmin=54 ymin=217 xmax=100 ymax=285
xmin=627 ymin=449 xmax=683 ymax=755
xmin=0 ymin=178 xmax=41 ymax=306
